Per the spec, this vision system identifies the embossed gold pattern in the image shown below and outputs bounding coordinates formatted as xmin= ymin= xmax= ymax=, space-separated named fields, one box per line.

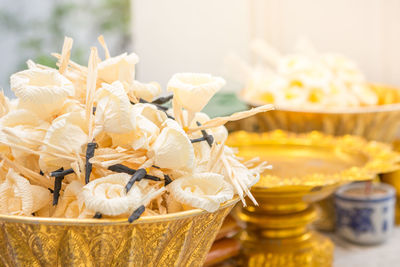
xmin=228 ymin=131 xmax=399 ymax=267
xmin=0 ymin=198 xmax=238 ymax=267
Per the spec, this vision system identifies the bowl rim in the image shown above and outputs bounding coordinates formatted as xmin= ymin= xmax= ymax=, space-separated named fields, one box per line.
xmin=0 ymin=197 xmax=239 ymax=226
xmin=239 ymin=84 xmax=400 ymax=114
xmin=335 ymin=182 xmax=396 ymax=202
xmin=243 ymin=98 xmax=400 ymax=114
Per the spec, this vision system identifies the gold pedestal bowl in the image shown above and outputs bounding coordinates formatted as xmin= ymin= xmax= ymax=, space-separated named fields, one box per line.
xmin=0 ymin=198 xmax=238 ymax=267
xmin=227 ymin=131 xmax=399 ymax=267
xmin=234 ymin=84 xmax=400 ymax=143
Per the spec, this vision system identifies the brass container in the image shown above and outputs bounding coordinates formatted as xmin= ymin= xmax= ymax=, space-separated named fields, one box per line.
xmin=235 ymin=85 xmax=400 ymax=143
xmin=229 ymin=84 xmax=400 ymax=232
xmin=380 ymin=140 xmax=400 ymax=225
xmin=227 ymin=131 xmax=399 ymax=267
xmin=0 ymin=198 xmax=238 ymax=267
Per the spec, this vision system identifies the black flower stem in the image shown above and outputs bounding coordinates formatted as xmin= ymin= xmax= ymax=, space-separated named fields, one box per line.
xmin=151 ymin=94 xmax=173 ymax=105
xmin=50 ymin=168 xmax=74 ymax=178
xmin=196 ymin=121 xmax=213 ymax=147
xmin=164 ymin=174 xmax=172 ymax=186
xmin=93 ymin=212 xmax=102 ymax=219
xmin=125 ymin=168 xmax=147 ymax=193
xmin=108 ymin=164 xmax=161 ymax=185
xmin=51 ymin=167 xmax=64 ymax=206
xmin=128 ymin=205 xmax=145 ymax=223
xmin=85 ymin=142 xmax=97 ymax=184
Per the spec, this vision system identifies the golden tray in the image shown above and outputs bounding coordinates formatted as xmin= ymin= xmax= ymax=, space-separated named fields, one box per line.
xmin=234 ymin=84 xmax=400 ymax=142
xmin=227 ymin=131 xmax=399 ymax=267
xmin=0 ymin=198 xmax=238 ymax=267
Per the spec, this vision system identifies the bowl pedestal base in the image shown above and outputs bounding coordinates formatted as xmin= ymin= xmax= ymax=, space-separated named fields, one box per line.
xmin=235 ymin=192 xmax=334 ymax=267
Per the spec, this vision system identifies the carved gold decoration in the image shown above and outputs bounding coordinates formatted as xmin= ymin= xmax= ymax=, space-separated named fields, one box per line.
xmin=232 ymin=84 xmax=400 ymax=143
xmin=0 ymin=198 xmax=238 ymax=267
xmin=227 ymin=131 xmax=400 ymax=267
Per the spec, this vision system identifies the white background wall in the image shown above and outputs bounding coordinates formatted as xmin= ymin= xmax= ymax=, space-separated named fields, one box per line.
xmin=132 ymin=0 xmax=250 ymax=91
xmin=133 ymin=0 xmax=400 ymax=90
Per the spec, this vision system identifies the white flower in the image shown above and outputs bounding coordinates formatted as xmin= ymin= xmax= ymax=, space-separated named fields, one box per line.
xmin=82 ymin=173 xmax=162 ymax=216
xmin=167 ymin=73 xmax=225 ymax=112
xmin=0 ymin=169 xmax=51 ymax=216
xmin=10 ymin=68 xmax=74 ymax=120
xmin=39 ymin=111 xmax=87 ymax=172
xmin=131 ymin=103 xmax=167 ymax=128
xmin=149 ymin=119 xmax=194 ymax=171
xmin=168 ymin=172 xmax=234 ymax=212
xmin=94 ymin=81 xmax=136 ymax=136
xmin=98 ymin=53 xmax=139 ymax=85
xmin=130 ymin=80 xmax=161 ymax=102
xmin=109 ymin=103 xmax=164 ymax=150
xmin=0 ymin=91 xmax=10 ymax=118
xmin=0 ymin=110 xmax=49 ymax=171
xmin=53 ymin=181 xmax=93 ymax=218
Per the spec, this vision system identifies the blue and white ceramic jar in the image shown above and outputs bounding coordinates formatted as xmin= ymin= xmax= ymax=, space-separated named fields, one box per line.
xmin=335 ymin=182 xmax=396 ymax=245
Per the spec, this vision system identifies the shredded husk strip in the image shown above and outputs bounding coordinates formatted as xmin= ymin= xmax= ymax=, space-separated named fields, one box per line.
xmin=86 ymin=47 xmax=99 ymax=141
xmin=0 ymin=156 xmax=53 ymax=188
xmin=172 ymin=97 xmax=184 ymax=127
xmin=58 ymin=36 xmax=74 ymax=74
xmin=98 ymin=35 xmax=111 ymax=59
xmin=2 ymin=128 xmax=83 ymax=159
xmin=0 ymin=140 xmax=77 ymax=161
xmin=52 ymin=53 xmax=88 ymax=74
xmin=188 ymin=104 xmax=274 ymax=133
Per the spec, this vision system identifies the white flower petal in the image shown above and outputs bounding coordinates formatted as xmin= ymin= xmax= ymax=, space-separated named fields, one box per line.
xmin=169 ymin=172 xmax=234 ymax=212
xmin=10 ymin=68 xmax=74 ymax=119
xmin=0 ymin=91 xmax=10 ymax=118
xmin=53 ymin=181 xmax=86 ymax=218
xmin=130 ymin=80 xmax=161 ymax=102
xmin=132 ymin=103 xmax=167 ymax=128
xmin=98 ymin=53 xmax=139 ymax=85
xmin=40 ymin=111 xmax=87 ymax=172
xmin=94 ymin=81 xmax=135 ymax=135
xmin=149 ymin=119 xmax=194 ymax=171
xmin=167 ymin=73 xmax=225 ymax=112
xmin=82 ymin=173 xmax=145 ymax=216
xmin=0 ymin=169 xmax=33 ymax=216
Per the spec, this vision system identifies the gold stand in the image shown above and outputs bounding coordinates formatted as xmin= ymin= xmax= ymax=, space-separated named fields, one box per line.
xmin=226 ymin=131 xmax=399 ymax=267
xmin=235 ymin=188 xmax=334 ymax=267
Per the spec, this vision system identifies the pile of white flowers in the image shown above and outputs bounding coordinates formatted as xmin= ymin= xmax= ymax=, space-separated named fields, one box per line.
xmin=0 ymin=36 xmax=272 ymax=222
xmin=240 ymin=39 xmax=378 ymax=108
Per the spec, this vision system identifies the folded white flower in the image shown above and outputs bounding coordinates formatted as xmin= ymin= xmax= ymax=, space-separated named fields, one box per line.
xmin=130 ymin=80 xmax=161 ymax=102
xmin=149 ymin=119 xmax=194 ymax=171
xmin=0 ymin=169 xmax=51 ymax=216
xmin=131 ymin=115 xmax=160 ymax=150
xmin=82 ymin=173 xmax=161 ymax=216
xmin=98 ymin=53 xmax=139 ymax=85
xmin=169 ymin=172 xmax=234 ymax=212
xmin=53 ymin=181 xmax=92 ymax=218
xmin=94 ymin=81 xmax=136 ymax=136
xmin=0 ymin=109 xmax=45 ymax=128
xmin=10 ymin=68 xmax=74 ymax=120
xmin=167 ymin=73 xmax=225 ymax=113
xmin=131 ymin=103 xmax=167 ymax=128
xmin=0 ymin=110 xmax=49 ymax=171
xmin=40 ymin=111 xmax=87 ymax=172
xmin=0 ymin=91 xmax=10 ymax=118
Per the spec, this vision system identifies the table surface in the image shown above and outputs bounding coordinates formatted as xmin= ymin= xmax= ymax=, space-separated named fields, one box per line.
xmin=325 ymin=227 xmax=400 ymax=267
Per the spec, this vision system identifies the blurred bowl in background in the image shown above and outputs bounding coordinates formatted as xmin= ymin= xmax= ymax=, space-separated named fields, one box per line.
xmin=237 ymin=84 xmax=400 ymax=142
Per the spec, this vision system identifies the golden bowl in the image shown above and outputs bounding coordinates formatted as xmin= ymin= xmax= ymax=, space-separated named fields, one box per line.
xmin=236 ymin=84 xmax=400 ymax=142
xmin=226 ymin=131 xmax=400 ymax=266
xmin=0 ymin=198 xmax=238 ymax=267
